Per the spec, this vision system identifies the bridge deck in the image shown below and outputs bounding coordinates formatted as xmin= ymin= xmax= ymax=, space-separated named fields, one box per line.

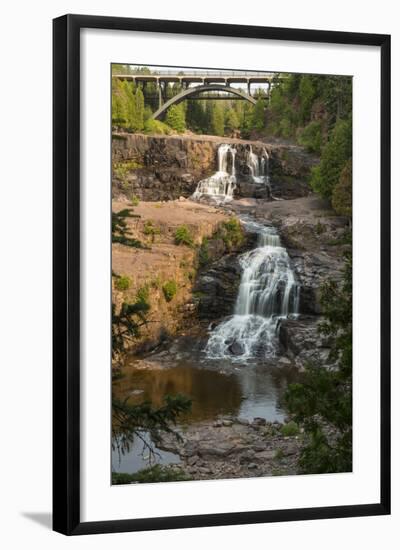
xmin=113 ymin=72 xmax=278 ymax=84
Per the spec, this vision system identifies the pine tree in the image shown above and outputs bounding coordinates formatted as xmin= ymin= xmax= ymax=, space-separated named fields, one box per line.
xmin=310 ymin=118 xmax=352 ymax=200
xmin=204 ymin=101 xmax=213 ymax=134
xmin=211 ymin=103 xmax=225 ymax=136
xmin=134 ymin=87 xmax=145 ymax=131
xmin=299 ymin=75 xmax=316 ymax=123
xmin=165 ymin=104 xmax=186 ymax=133
xmin=332 ymin=159 xmax=352 ymax=217
xmin=251 ymin=98 xmax=266 ymax=131
xmin=225 ymin=108 xmax=239 ymax=134
xmin=112 ymin=78 xmax=128 ymax=126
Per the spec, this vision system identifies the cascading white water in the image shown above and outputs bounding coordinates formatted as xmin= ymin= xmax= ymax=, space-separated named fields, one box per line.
xmin=205 ymin=219 xmax=300 ymax=361
xmin=247 ymin=146 xmax=270 ymax=186
xmin=192 ymin=144 xmax=236 ymax=202
xmin=247 ymin=145 xmax=260 ymax=178
xmin=261 ymin=147 xmax=270 ymax=185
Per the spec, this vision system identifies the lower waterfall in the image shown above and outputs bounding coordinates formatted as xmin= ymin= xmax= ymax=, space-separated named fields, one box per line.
xmin=205 ymin=219 xmax=300 ymax=361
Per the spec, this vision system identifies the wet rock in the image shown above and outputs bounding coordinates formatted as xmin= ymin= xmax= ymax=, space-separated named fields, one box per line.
xmin=279 ymin=316 xmax=333 ymax=368
xmin=227 ymin=341 xmax=244 ymax=356
xmin=222 ymin=420 xmax=233 ymax=427
xmin=194 ymin=255 xmax=243 ymax=319
xmin=236 ymin=417 xmax=250 ymax=426
xmin=181 ymin=441 xmax=199 ymax=457
xmin=187 ymin=455 xmax=199 ymax=466
xmin=252 ymin=417 xmax=267 ymax=427
xmin=198 ymin=442 xmax=236 ymax=458
xmin=254 ymin=450 xmax=275 ymax=461
xmin=248 ymin=463 xmax=258 ymax=470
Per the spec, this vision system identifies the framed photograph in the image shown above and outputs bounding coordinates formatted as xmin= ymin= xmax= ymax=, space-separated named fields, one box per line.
xmin=53 ymin=14 xmax=391 ymax=535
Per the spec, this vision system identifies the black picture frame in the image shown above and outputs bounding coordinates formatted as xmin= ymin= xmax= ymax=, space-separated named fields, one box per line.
xmin=53 ymin=13 xmax=391 ymax=536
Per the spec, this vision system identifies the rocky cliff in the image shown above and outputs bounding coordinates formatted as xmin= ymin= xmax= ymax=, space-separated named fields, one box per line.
xmin=112 ymin=199 xmax=246 ymax=355
xmin=112 ymin=133 xmax=317 ymax=202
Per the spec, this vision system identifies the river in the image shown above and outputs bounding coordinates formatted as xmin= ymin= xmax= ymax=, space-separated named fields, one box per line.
xmin=113 ymin=143 xmax=301 ymax=475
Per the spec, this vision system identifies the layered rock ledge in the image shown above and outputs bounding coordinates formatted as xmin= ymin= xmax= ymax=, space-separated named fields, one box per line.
xmin=112 ymin=132 xmax=318 ymax=201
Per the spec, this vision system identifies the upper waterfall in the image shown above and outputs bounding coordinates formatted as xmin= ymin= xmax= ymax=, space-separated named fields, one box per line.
xmin=192 ymin=144 xmax=237 ymax=202
xmin=247 ymin=145 xmax=270 ymax=186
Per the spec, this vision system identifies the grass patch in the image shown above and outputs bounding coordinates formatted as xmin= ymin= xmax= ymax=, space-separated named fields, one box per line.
xmin=113 ymin=160 xmax=143 ymax=187
xmin=281 ymin=420 xmax=299 ymax=437
xmin=150 ymin=276 xmax=162 ymax=290
xmin=219 ymin=218 xmax=244 ymax=250
xmin=274 ymin=448 xmax=285 ymax=460
xmin=131 ymin=194 xmax=140 ymax=206
xmin=327 ymin=229 xmax=352 ymax=246
xmin=136 ymin=284 xmax=150 ymax=306
xmin=174 ymin=225 xmax=194 ymax=247
xmin=114 ymin=275 xmax=131 ymax=291
xmin=162 ymin=280 xmax=178 ymax=302
xmin=143 ymin=220 xmax=161 ymax=242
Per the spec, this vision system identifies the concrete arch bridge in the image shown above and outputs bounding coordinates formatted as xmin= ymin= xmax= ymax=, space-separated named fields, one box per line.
xmin=113 ymin=71 xmax=283 ymax=120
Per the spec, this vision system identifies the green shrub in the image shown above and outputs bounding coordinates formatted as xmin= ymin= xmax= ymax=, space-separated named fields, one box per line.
xmin=298 ymin=121 xmax=323 ymax=154
xmin=136 ymin=285 xmax=150 ymax=306
xmin=198 ymin=238 xmax=210 ymax=267
xmin=274 ymin=448 xmax=285 ymax=460
xmin=162 ymin=280 xmax=178 ymax=302
xmin=113 ymin=160 xmax=143 ymax=187
xmin=281 ymin=420 xmax=299 ymax=437
xmin=131 ymin=194 xmax=140 ymax=206
xmin=332 ymin=159 xmax=352 ymax=217
xmin=144 ymin=118 xmax=172 ymax=135
xmin=143 ymin=220 xmax=161 ymax=242
xmin=174 ymin=225 xmax=194 ymax=247
xmin=279 ymin=116 xmax=294 ymax=139
xmin=220 ymin=218 xmax=244 ymax=250
xmin=114 ymin=275 xmax=131 ymax=291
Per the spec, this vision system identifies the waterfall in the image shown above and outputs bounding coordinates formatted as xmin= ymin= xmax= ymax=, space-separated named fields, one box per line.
xmin=261 ymin=147 xmax=270 ymax=185
xmin=192 ymin=144 xmax=236 ymax=202
xmin=247 ymin=145 xmax=260 ymax=178
xmin=205 ymin=219 xmax=300 ymax=361
xmin=247 ymin=146 xmax=270 ymax=187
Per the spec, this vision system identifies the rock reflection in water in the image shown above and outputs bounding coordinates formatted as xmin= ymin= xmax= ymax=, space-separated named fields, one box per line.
xmin=113 ymin=358 xmax=295 ymax=424
xmin=113 ymin=362 xmax=243 ymax=423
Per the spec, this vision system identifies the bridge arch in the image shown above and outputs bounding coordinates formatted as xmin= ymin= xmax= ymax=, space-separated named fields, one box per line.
xmin=152 ymin=84 xmax=257 ymax=120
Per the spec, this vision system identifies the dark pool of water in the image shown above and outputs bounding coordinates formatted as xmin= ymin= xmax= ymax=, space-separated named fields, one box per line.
xmin=112 ymin=358 xmax=298 ymax=473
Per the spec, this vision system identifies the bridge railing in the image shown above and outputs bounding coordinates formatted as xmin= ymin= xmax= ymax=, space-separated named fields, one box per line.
xmin=112 ymin=70 xmax=279 ymax=79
